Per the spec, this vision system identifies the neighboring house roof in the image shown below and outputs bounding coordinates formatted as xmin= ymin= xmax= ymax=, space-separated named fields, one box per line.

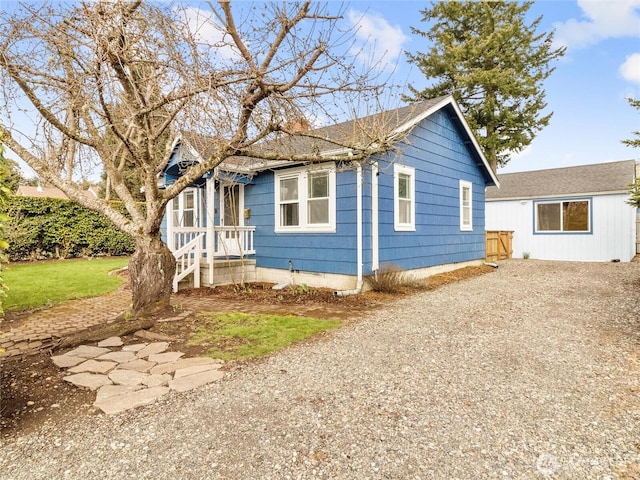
xmin=15 ymin=185 xmax=68 ymax=199
xmin=85 ymin=186 xmax=100 ymax=199
xmin=166 ymin=95 xmax=498 ymax=187
xmin=486 ymin=160 xmax=637 ymax=201
xmin=15 ymin=185 xmax=100 ymax=201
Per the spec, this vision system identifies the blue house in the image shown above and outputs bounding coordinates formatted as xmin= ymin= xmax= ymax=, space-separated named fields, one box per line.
xmin=161 ymin=95 xmax=498 ymax=292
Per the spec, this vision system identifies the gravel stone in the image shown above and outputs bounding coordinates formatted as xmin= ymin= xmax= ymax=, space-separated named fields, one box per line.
xmin=51 ymin=354 xmax=87 ymax=368
xmin=108 ymin=369 xmax=150 ymax=386
xmin=96 ymin=351 xmax=138 ymax=363
xmin=65 ymin=345 xmax=110 ymax=359
xmin=136 ymin=342 xmax=169 ymax=358
xmin=147 ymin=351 xmax=185 ymax=364
xmin=97 ymin=336 xmax=124 ymax=348
xmin=62 ymin=373 xmax=113 ymax=391
xmin=2 ymin=260 xmax=639 ymax=479
xmin=67 ymin=359 xmax=118 ymax=374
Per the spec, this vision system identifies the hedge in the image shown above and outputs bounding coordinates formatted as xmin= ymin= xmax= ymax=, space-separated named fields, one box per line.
xmin=6 ymin=197 xmax=136 ymax=260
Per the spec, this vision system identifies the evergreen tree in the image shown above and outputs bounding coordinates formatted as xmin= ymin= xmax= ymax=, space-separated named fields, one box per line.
xmin=2 ymin=156 xmax=24 ymax=194
xmin=406 ymin=0 xmax=565 ymax=170
xmin=622 ymin=98 xmax=640 ymax=149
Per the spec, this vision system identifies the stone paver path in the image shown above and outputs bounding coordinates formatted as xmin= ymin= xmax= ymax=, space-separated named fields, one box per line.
xmin=0 ymin=287 xmax=131 ymax=358
xmin=53 ymin=336 xmax=224 ymax=414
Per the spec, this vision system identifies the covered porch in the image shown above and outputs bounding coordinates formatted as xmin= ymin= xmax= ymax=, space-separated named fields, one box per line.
xmin=165 ymin=176 xmax=256 ymax=291
xmin=169 ymin=225 xmax=256 ymax=291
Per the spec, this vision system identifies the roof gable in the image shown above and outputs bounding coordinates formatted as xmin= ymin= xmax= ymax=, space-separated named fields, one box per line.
xmin=486 ymin=160 xmax=637 ymax=200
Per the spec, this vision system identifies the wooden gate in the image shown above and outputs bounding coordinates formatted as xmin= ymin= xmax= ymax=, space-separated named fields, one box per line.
xmin=485 ymin=230 xmax=513 ymax=262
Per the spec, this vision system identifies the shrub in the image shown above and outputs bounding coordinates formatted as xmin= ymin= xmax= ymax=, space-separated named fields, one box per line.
xmin=5 ymin=196 xmax=136 ymax=260
xmin=365 ymin=263 xmax=413 ymax=293
xmin=0 ymin=142 xmax=9 ymax=318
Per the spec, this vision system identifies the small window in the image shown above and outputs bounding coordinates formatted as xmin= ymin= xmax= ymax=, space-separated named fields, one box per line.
xmin=535 ymin=199 xmax=590 ymax=233
xmin=183 ymin=189 xmax=195 ymax=227
xmin=279 ymin=176 xmax=299 ymax=227
xmin=275 ymin=165 xmax=336 ymax=232
xmin=308 ymin=172 xmax=330 ymax=224
xmin=394 ymin=164 xmax=415 ymax=231
xmin=172 ymin=188 xmax=197 ymax=227
xmin=459 ymin=180 xmax=472 ymax=231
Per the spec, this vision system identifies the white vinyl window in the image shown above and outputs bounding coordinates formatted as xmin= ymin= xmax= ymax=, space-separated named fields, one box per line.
xmin=172 ymin=187 xmax=198 ymax=227
xmin=394 ymin=164 xmax=415 ymax=231
xmin=275 ymin=164 xmax=336 ymax=232
xmin=459 ymin=180 xmax=473 ymax=231
xmin=535 ymin=199 xmax=591 ymax=233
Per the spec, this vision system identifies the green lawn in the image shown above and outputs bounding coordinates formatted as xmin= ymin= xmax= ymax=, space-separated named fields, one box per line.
xmin=189 ymin=311 xmax=341 ymax=361
xmin=3 ymin=257 xmax=129 ymax=312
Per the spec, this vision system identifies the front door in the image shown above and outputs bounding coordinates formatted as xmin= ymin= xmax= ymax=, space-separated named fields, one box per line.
xmin=218 ymin=184 xmax=244 ymax=256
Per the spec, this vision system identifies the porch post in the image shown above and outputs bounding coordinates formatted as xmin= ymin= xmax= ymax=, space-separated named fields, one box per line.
xmin=206 ymin=177 xmax=216 ymax=285
xmin=167 ymin=198 xmax=174 ymax=252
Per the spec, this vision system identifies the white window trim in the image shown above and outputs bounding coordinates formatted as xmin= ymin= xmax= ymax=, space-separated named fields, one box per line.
xmin=274 ymin=164 xmax=336 ymax=233
xmin=171 ymin=187 xmax=200 ymax=228
xmin=459 ymin=180 xmax=473 ymax=231
xmin=534 ymin=198 xmax=591 ymax=233
xmin=394 ymin=164 xmax=416 ymax=232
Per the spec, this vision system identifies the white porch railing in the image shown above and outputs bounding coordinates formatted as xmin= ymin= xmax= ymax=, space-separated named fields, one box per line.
xmin=172 ymin=233 xmax=203 ymax=292
xmin=214 ymin=226 xmax=256 ymax=257
xmin=169 ymin=227 xmax=207 ymax=254
xmin=169 ymin=226 xmax=256 ymax=290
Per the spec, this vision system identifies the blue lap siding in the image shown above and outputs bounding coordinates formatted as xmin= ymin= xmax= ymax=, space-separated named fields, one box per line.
xmin=245 ymin=107 xmax=487 ymax=276
xmin=245 ymin=169 xmax=360 ymax=275
xmin=374 ymin=108 xmax=486 ymax=270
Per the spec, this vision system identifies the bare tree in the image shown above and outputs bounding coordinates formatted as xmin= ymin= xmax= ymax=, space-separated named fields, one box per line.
xmin=0 ymin=1 xmax=396 ymax=316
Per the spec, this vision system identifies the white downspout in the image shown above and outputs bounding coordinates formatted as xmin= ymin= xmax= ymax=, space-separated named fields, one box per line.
xmin=372 ymin=161 xmax=379 ymax=272
xmin=334 ymin=162 xmax=363 ymax=296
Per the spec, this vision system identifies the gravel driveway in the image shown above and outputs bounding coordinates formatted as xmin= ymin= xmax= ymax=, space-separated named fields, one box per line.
xmin=2 ymin=260 xmax=639 ymax=479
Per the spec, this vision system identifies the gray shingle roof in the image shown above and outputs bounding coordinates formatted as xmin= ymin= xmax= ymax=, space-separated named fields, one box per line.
xmin=170 ymin=95 xmax=498 ymax=187
xmin=486 ymin=160 xmax=637 ymax=200
xmin=182 ymin=96 xmax=449 ymax=166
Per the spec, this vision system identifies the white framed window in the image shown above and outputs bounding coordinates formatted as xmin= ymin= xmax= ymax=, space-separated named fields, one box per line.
xmin=274 ymin=164 xmax=336 ymax=232
xmin=459 ymin=180 xmax=473 ymax=231
xmin=535 ymin=199 xmax=591 ymax=233
xmin=394 ymin=164 xmax=415 ymax=231
xmin=172 ymin=187 xmax=199 ymax=227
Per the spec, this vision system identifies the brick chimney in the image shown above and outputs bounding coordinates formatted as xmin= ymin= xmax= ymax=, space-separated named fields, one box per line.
xmin=285 ymin=118 xmax=310 ymax=133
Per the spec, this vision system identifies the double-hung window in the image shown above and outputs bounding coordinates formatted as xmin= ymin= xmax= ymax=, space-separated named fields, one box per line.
xmin=275 ymin=165 xmax=336 ymax=232
xmin=172 ymin=188 xmax=197 ymax=227
xmin=394 ymin=164 xmax=415 ymax=231
xmin=535 ymin=199 xmax=591 ymax=233
xmin=459 ymin=180 xmax=473 ymax=231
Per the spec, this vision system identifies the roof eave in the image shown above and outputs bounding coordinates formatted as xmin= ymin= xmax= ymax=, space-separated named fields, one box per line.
xmin=486 ymin=189 xmax=631 ymax=201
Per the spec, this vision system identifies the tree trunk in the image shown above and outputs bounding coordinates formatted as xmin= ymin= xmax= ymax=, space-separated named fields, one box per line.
xmin=128 ymin=234 xmax=175 ymax=317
